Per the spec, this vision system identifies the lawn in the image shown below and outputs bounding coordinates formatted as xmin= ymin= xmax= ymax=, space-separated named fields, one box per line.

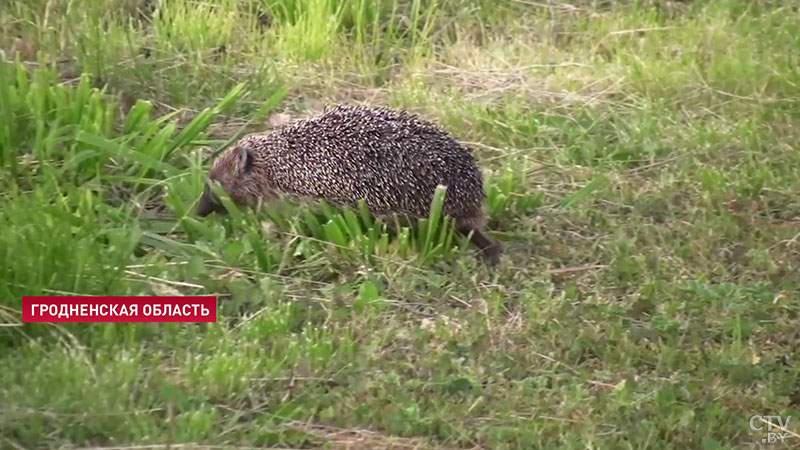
xmin=1 ymin=0 xmax=799 ymax=449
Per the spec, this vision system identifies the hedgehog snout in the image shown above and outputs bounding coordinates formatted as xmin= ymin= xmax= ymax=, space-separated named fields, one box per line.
xmin=197 ymin=183 xmax=228 ymax=217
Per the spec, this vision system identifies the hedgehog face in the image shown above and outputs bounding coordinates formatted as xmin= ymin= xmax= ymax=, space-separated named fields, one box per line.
xmin=197 ymin=144 xmax=254 ymax=217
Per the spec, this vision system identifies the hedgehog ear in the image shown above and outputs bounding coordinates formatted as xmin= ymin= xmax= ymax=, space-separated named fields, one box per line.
xmin=235 ymin=146 xmax=253 ymax=174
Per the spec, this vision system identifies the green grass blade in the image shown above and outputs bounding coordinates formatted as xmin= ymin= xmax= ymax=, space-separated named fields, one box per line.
xmin=559 ymin=175 xmax=608 ymax=209
xmin=76 ymin=131 xmax=179 ymax=176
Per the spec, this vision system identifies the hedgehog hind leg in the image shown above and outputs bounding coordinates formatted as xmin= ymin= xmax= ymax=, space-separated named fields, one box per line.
xmin=454 ymin=216 xmax=501 ymax=266
xmin=376 ymin=212 xmax=418 ymax=237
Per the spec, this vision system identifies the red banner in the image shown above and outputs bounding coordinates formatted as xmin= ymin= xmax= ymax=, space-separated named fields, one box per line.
xmin=22 ymin=296 xmax=217 ymax=323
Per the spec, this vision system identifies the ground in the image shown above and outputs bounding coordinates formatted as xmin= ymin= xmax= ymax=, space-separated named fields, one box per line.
xmin=1 ymin=1 xmax=799 ymax=449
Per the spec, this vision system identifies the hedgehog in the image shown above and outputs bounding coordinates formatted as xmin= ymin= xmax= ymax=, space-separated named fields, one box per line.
xmin=196 ymin=105 xmax=501 ymax=265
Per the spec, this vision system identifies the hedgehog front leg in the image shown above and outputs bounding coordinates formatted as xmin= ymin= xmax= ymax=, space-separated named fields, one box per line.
xmin=454 ymin=218 xmax=501 ymax=266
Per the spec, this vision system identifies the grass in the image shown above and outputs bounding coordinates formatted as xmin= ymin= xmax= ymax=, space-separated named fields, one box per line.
xmin=1 ymin=0 xmax=800 ymax=448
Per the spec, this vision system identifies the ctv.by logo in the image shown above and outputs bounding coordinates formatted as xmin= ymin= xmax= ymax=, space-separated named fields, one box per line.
xmin=749 ymin=415 xmax=793 ymax=444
